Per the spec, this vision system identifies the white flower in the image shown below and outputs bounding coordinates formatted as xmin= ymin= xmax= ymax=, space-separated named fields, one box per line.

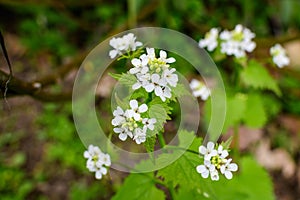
xmin=220 ymin=159 xmax=238 ymax=180
xmin=162 ymin=68 xmax=178 ymax=87
xmin=111 ymin=106 xmax=126 ymax=126
xmin=199 ymin=28 xmax=219 ymax=51
xmin=109 ymin=37 xmax=127 ymax=59
xmin=130 ymin=55 xmax=149 ymax=75
xmin=199 ymin=141 xmax=218 ymax=161
xmin=84 ymin=145 xmax=111 ymax=180
xmin=196 ymin=141 xmax=238 ymax=181
xmin=113 ymin=127 xmax=133 ymax=141
xmin=189 ymin=79 xmax=210 ymax=100
xmin=132 ymin=73 xmax=151 ymax=90
xmin=220 ymin=24 xmax=256 ymax=58
xmin=143 ymin=73 xmax=164 ymax=93
xmin=127 ymin=100 xmax=148 ymax=121
xmin=109 ymin=33 xmax=142 ymax=59
xmin=146 ymin=47 xmax=156 ymax=60
xmin=142 ymin=118 xmax=157 ymax=131
xmin=159 ymin=86 xmax=172 ymax=102
xmin=210 ymin=168 xmax=220 ymax=181
xmin=270 ymin=44 xmax=290 ymax=68
xmin=196 ymin=160 xmax=213 ymax=178
xmin=122 ymin=33 xmax=143 ymax=51
xmin=158 ymin=50 xmax=176 ymax=64
xmin=217 ymin=145 xmax=229 ymax=159
xmin=133 ymin=128 xmax=146 ymax=144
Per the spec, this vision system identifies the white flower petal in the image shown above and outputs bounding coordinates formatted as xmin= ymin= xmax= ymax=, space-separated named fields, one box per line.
xmin=224 ymin=171 xmax=233 ymax=179
xmin=196 ymin=165 xmax=206 ymax=173
xmin=138 ymin=104 xmax=148 ymax=113
xmin=129 ymin=100 xmax=138 ymax=109
xmin=119 ymin=133 xmax=128 ymax=141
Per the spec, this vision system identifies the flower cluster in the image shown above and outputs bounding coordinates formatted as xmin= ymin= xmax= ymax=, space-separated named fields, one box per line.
xmin=189 ymin=79 xmax=210 ymax=100
xmin=130 ymin=48 xmax=178 ymax=102
xmin=111 ymin=99 xmax=157 ymax=144
xmin=220 ymin=24 xmax=256 ymax=58
xmin=270 ymin=44 xmax=290 ymax=68
xmin=199 ymin=25 xmax=256 ymax=58
xmin=196 ymin=142 xmax=238 ymax=181
xmin=84 ymin=145 xmax=111 ymax=180
xmin=109 ymin=33 xmax=143 ymax=59
xmin=199 ymin=27 xmax=219 ymax=52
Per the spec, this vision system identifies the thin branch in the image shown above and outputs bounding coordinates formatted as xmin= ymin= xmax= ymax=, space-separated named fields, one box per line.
xmin=0 ymin=69 xmax=71 ymax=102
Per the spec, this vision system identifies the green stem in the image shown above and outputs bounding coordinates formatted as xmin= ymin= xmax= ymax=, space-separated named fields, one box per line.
xmin=233 ymin=125 xmax=240 ymax=159
xmin=157 ymin=132 xmax=166 ymax=148
xmin=127 ymin=0 xmax=137 ymax=28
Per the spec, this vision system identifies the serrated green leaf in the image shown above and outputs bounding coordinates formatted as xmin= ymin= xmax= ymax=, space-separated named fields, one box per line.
xmin=178 ymin=129 xmax=196 ymax=148
xmin=130 ymin=88 xmax=149 ymax=100
xmin=240 ymin=60 xmax=281 ymax=96
xmin=112 ymin=173 xmax=165 ymax=200
xmin=108 ymin=72 xmax=122 ymax=80
xmin=148 ymin=101 xmax=171 ymax=136
xmin=175 ymin=186 xmax=209 ymax=200
xmin=144 ymin=135 xmax=157 ymax=153
xmin=171 ymin=83 xmax=192 ymax=101
xmin=223 ymin=93 xmax=247 ymax=132
xmin=242 ymin=94 xmax=267 ymax=128
xmin=110 ymin=72 xmax=137 ymax=87
xmin=157 ymin=151 xmax=201 ymax=188
xmin=262 ymin=95 xmax=281 ymax=117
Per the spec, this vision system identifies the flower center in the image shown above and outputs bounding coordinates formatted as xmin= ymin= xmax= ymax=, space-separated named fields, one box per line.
xmin=211 ymin=155 xmax=225 ymax=169
xmin=232 ymin=31 xmax=244 ymax=41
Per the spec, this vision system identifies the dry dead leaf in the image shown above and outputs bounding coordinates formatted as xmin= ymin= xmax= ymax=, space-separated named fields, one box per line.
xmin=255 ymin=139 xmax=296 ymax=178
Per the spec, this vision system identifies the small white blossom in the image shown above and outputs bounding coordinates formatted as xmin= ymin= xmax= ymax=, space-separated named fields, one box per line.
xmin=210 ymin=168 xmax=220 ymax=181
xmin=162 ymin=68 xmax=178 ymax=87
xmin=133 ymin=128 xmax=146 ymax=144
xmin=199 ymin=28 xmax=219 ymax=51
xmin=142 ymin=118 xmax=157 ymax=131
xmin=220 ymin=159 xmax=238 ymax=180
xmin=109 ymin=33 xmax=142 ymax=59
xmin=270 ymin=44 xmax=290 ymax=68
xmin=127 ymin=100 xmax=148 ymax=121
xmin=196 ymin=141 xmax=238 ymax=181
xmin=196 ymin=160 xmax=213 ymax=178
xmin=130 ymin=55 xmax=149 ymax=75
xmin=217 ymin=145 xmax=229 ymax=159
xmin=220 ymin=24 xmax=256 ymax=58
xmin=158 ymin=50 xmax=176 ymax=64
xmin=84 ymin=145 xmax=111 ymax=180
xmin=199 ymin=141 xmax=218 ymax=161
xmin=113 ymin=127 xmax=133 ymax=141
xmin=189 ymin=79 xmax=210 ymax=100
xmin=159 ymin=86 xmax=172 ymax=102
xmin=111 ymin=106 xmax=126 ymax=126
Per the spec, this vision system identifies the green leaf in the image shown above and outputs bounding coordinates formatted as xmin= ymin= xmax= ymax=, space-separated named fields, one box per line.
xmin=202 ymin=157 xmax=275 ymax=200
xmin=130 ymin=88 xmax=149 ymax=100
xmin=112 ymin=173 xmax=165 ymax=200
xmin=156 ymin=150 xmax=201 ymax=188
xmin=240 ymin=60 xmax=281 ymax=96
xmin=242 ymin=94 xmax=267 ymax=128
xmin=114 ymin=93 xmax=129 ymax=109
xmin=171 ymin=83 xmax=192 ymax=101
xmin=222 ymin=93 xmax=247 ymax=132
xmin=144 ymin=135 xmax=157 ymax=153
xmin=148 ymin=99 xmax=172 ymax=136
xmin=109 ymin=72 xmax=137 ymax=87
